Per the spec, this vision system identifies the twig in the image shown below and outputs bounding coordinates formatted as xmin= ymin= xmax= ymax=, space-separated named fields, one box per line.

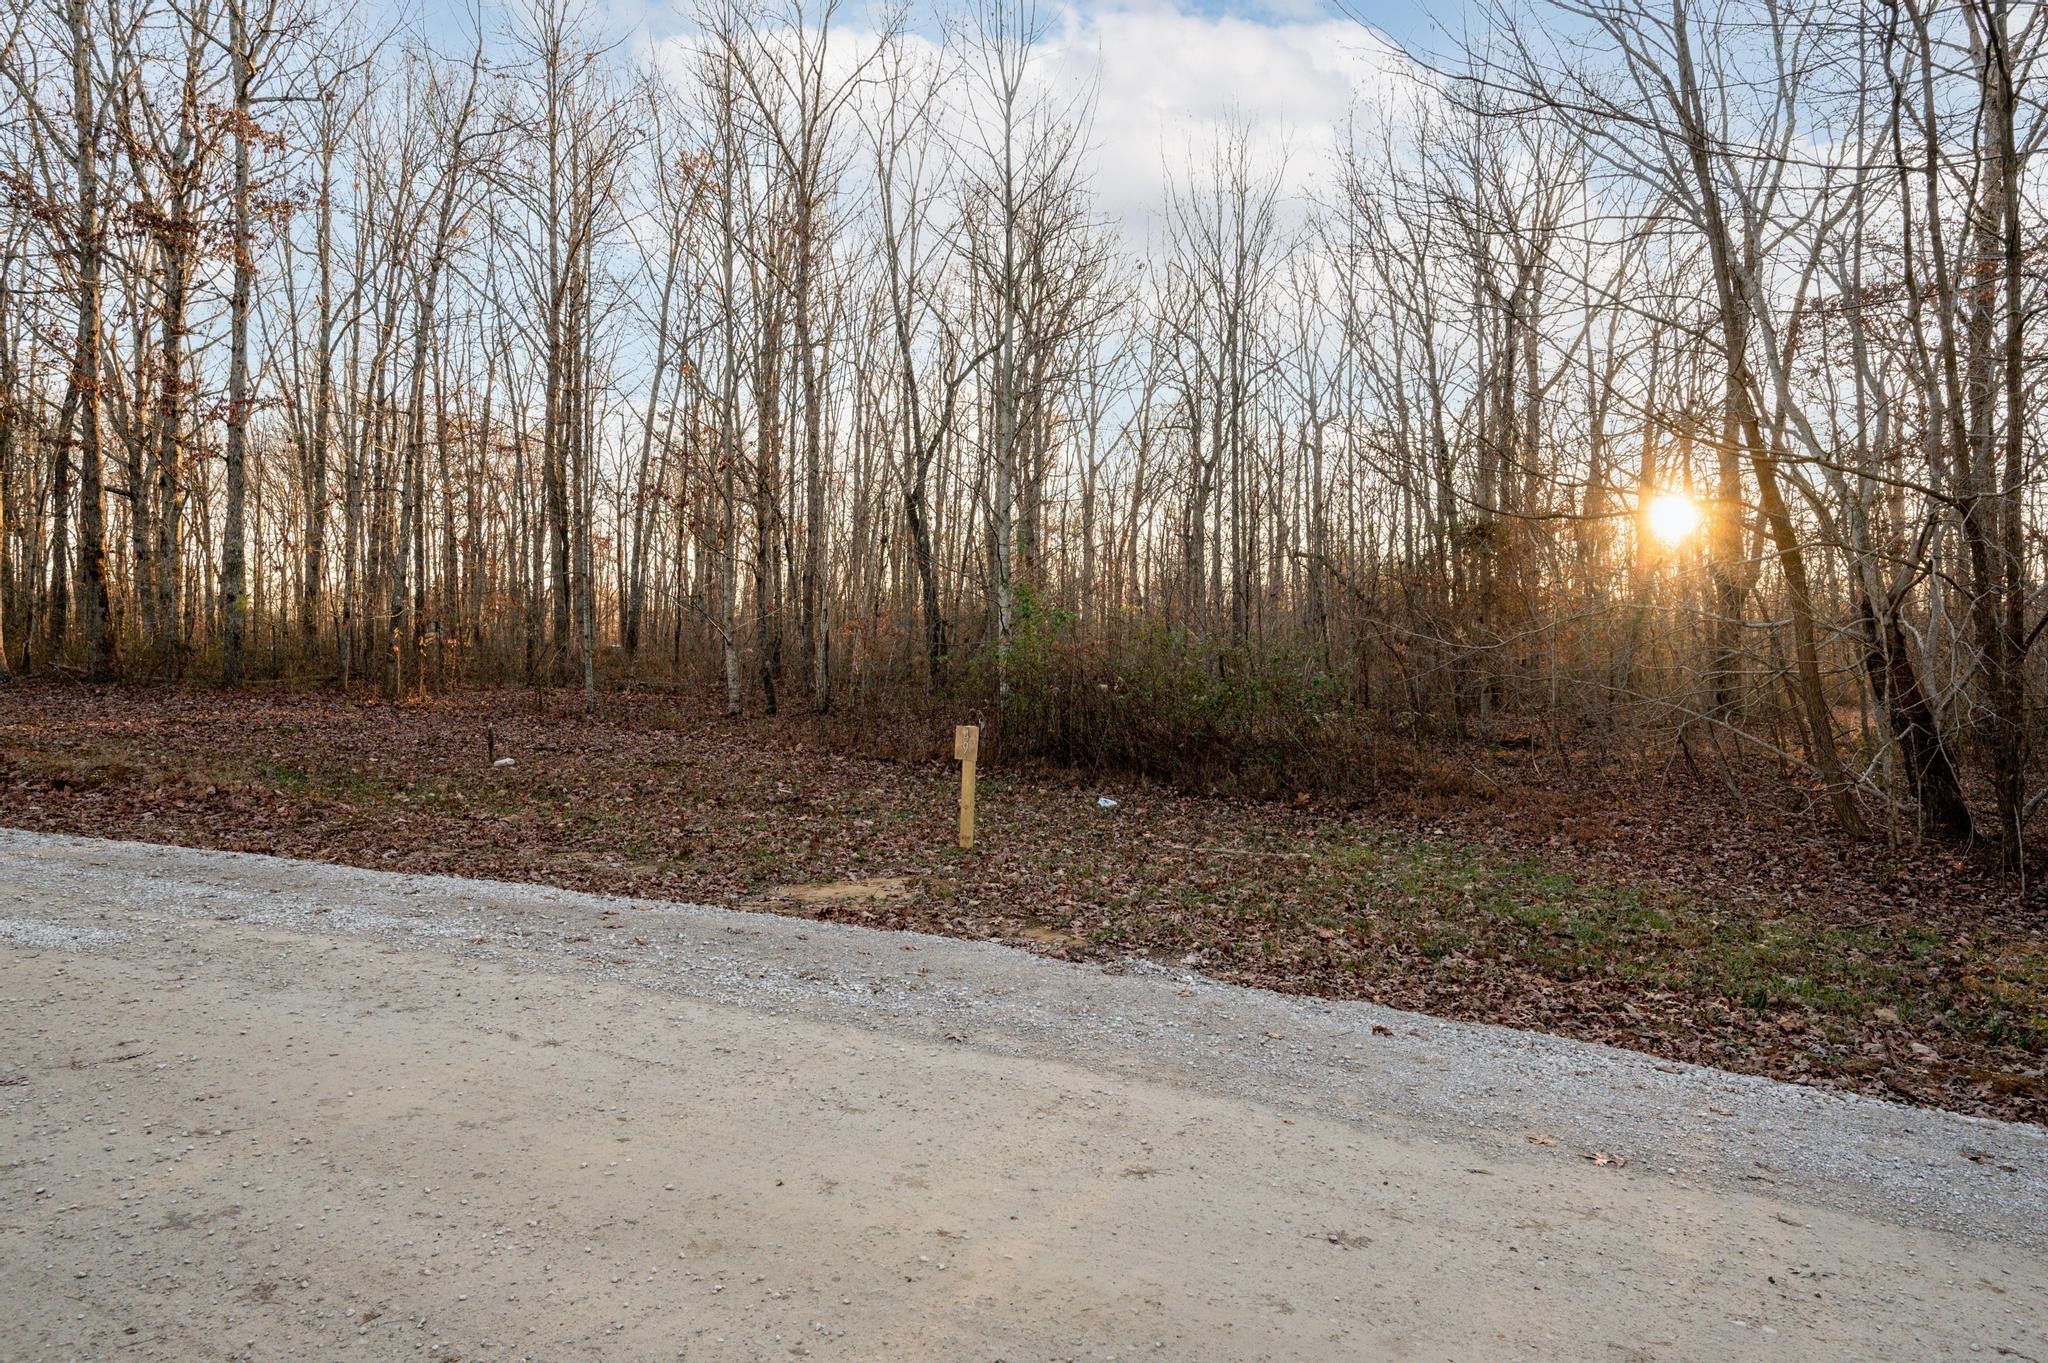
xmin=1154 ymin=840 xmax=1318 ymax=861
xmin=68 ymin=1049 xmax=149 ymax=1069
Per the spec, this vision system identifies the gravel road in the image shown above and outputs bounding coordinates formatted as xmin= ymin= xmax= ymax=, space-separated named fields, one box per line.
xmin=2 ymin=828 xmax=2043 ymax=1362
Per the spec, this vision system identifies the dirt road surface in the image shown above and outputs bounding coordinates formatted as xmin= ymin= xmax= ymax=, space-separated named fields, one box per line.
xmin=2 ymin=830 xmax=2043 ymax=1362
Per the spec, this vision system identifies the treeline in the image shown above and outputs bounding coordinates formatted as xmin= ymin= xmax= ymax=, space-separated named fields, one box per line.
xmin=0 ymin=0 xmax=2043 ymax=862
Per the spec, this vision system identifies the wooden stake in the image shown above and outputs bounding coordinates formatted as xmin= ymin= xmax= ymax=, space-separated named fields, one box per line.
xmin=954 ymin=724 xmax=979 ymax=850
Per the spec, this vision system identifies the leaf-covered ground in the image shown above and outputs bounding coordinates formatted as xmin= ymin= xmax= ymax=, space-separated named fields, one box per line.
xmin=1 ymin=682 xmax=2041 ymax=1124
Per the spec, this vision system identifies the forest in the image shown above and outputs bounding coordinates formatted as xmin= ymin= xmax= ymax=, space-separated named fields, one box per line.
xmin=0 ymin=0 xmax=2043 ymax=869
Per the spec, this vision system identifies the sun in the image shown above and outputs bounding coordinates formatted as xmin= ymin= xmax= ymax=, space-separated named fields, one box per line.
xmin=1645 ymin=491 xmax=1702 ymax=546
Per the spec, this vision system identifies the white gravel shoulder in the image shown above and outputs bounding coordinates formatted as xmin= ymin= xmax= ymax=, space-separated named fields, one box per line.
xmin=4 ymin=825 xmax=2043 ymax=1248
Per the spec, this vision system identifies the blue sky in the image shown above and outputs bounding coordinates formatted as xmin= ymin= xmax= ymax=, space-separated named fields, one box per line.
xmin=393 ymin=0 xmax=1455 ymax=70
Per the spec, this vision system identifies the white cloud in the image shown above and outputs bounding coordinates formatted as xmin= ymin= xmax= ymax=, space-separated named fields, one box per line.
xmin=636 ymin=0 xmax=1404 ymax=247
xmin=1036 ymin=1 xmax=1403 ymax=242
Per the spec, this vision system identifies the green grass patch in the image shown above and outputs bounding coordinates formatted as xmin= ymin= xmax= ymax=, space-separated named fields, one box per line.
xmin=1287 ymin=830 xmax=2038 ymax=1039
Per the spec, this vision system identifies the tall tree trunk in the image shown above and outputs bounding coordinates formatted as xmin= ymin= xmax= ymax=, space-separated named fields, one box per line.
xmin=67 ymin=0 xmax=115 ymax=681
xmin=1672 ymin=6 xmax=1864 ymax=838
xmin=220 ymin=0 xmax=257 ymax=686
xmin=303 ymin=136 xmax=336 ymax=647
